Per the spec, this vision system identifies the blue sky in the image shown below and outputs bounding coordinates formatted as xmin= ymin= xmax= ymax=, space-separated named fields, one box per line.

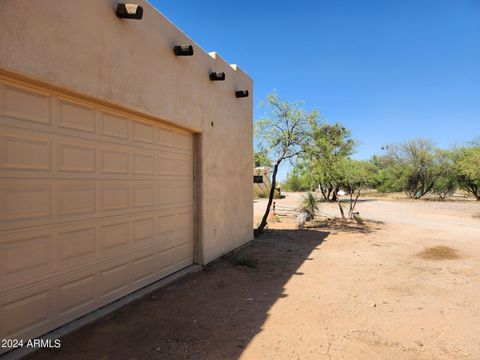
xmin=152 ymin=0 xmax=480 ymax=180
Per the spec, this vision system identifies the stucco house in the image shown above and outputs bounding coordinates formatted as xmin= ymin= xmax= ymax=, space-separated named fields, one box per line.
xmin=0 ymin=0 xmax=253 ymax=352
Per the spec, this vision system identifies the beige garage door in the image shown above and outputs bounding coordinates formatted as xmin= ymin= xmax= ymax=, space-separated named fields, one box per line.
xmin=0 ymin=76 xmax=194 ymax=346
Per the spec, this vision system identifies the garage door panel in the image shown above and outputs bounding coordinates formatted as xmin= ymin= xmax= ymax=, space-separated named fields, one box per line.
xmin=100 ymin=183 xmax=130 ymax=212
xmin=157 ymin=182 xmax=176 ymax=205
xmin=0 ymin=235 xmax=192 ymax=340
xmin=0 ymin=132 xmax=52 ymax=171
xmin=156 ymin=126 xmax=175 ymax=148
xmin=100 ymin=263 xmax=130 ymax=299
xmin=0 ymin=183 xmax=52 ymax=224
xmin=2 ymin=84 xmax=51 ymax=125
xmin=58 ymin=99 xmax=96 ymax=134
xmin=58 ymin=225 xmax=97 ymax=263
xmin=58 ymin=275 xmax=96 ymax=316
xmin=131 ymin=151 xmax=155 ymax=176
xmin=176 ymin=181 xmax=193 ymax=204
xmin=58 ymin=183 xmax=97 ymax=216
xmin=176 ymin=240 xmax=194 ymax=263
xmin=100 ymin=147 xmax=130 ymax=174
xmin=0 ymin=125 xmax=190 ymax=180
xmin=175 ymin=154 xmax=193 ymax=177
xmin=131 ymin=183 xmax=156 ymax=208
xmin=156 ymin=155 xmax=175 ymax=176
xmin=0 ymin=209 xmax=188 ymax=290
xmin=132 ymin=120 xmax=155 ymax=145
xmin=57 ymin=142 xmax=96 ymax=173
xmin=157 ymin=248 xmax=176 ymax=273
xmin=1 ymin=232 xmax=53 ymax=280
xmin=0 ymin=78 xmax=194 ymax=346
xmin=132 ymin=217 xmax=156 ymax=245
xmin=2 ymin=233 xmax=186 ymax=286
xmin=177 ymin=211 xmax=194 ymax=230
xmin=157 ymin=213 xmax=176 ymax=235
xmin=175 ymin=131 xmax=193 ymax=151
xmin=0 ymin=184 xmax=194 ymax=233
xmin=132 ymin=254 xmax=156 ymax=284
xmin=99 ymin=111 xmax=129 ymax=140
xmin=1 ymin=290 xmax=52 ymax=339
xmin=99 ymin=221 xmax=130 ymax=254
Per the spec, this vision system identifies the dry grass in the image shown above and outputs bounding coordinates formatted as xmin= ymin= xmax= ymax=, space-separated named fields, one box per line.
xmin=361 ymin=189 xmax=477 ymax=202
xmin=360 ymin=190 xmax=407 ymax=200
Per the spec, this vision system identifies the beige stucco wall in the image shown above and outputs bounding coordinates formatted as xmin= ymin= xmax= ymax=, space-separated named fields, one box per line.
xmin=0 ymin=0 xmax=253 ymax=264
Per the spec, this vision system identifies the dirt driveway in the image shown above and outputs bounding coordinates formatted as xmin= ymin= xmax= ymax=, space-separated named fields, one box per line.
xmin=30 ymin=194 xmax=480 ymax=359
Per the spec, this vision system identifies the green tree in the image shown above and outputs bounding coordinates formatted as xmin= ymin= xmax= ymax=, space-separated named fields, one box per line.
xmin=381 ymin=139 xmax=445 ymax=199
xmin=432 ymin=151 xmax=457 ymax=200
xmin=282 ymin=165 xmax=311 ymax=192
xmin=254 ymin=93 xmax=316 ymax=235
xmin=370 ymin=153 xmax=404 ymax=193
xmin=253 ymin=148 xmax=272 ymax=168
xmin=336 ymin=160 xmax=375 ymax=219
xmin=302 ymin=123 xmax=356 ymax=201
xmin=456 ymin=146 xmax=480 ymax=200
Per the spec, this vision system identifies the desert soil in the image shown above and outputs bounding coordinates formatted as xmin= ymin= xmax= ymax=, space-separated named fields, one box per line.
xmin=29 ymin=193 xmax=480 ymax=360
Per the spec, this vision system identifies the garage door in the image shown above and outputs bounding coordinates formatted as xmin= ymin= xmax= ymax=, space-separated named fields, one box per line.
xmin=0 ymin=76 xmax=195 ymax=346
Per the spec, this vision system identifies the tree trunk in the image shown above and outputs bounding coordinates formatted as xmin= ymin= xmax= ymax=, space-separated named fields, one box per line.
xmin=255 ymin=160 xmax=280 ymax=236
xmin=331 ymin=185 xmax=339 ymax=202
xmin=320 ymin=186 xmax=328 ymax=201
xmin=349 ymin=187 xmax=363 ymax=218
xmin=473 ymin=185 xmax=480 ymax=201
xmin=336 ymin=196 xmax=345 ymax=219
xmin=326 ymin=187 xmax=332 ymax=202
xmin=465 ymin=184 xmax=480 ymax=200
xmin=348 ymin=193 xmax=354 ymax=218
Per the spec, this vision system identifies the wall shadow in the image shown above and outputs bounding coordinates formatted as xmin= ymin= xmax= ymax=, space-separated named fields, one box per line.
xmin=29 ymin=229 xmax=328 ymax=360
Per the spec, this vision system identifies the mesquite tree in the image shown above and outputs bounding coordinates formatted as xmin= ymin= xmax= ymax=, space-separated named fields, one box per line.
xmin=336 ymin=160 xmax=375 ymax=219
xmin=432 ymin=150 xmax=457 ymax=200
xmin=382 ymin=139 xmax=445 ymax=199
xmin=304 ymin=123 xmax=356 ymax=202
xmin=254 ymin=94 xmax=315 ymax=235
xmin=456 ymin=146 xmax=480 ymax=200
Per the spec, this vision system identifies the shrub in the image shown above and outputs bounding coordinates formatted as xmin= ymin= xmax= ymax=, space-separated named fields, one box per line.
xmin=299 ymin=192 xmax=321 ymax=221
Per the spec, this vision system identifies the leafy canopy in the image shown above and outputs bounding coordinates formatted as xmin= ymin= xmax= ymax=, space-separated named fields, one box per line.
xmin=253 ymin=148 xmax=272 ymax=168
xmin=255 ymin=93 xmax=317 ymax=164
xmin=301 ymin=122 xmax=356 ymax=201
xmin=379 ymin=139 xmax=446 ymax=199
xmin=455 ymin=146 xmax=480 ymax=199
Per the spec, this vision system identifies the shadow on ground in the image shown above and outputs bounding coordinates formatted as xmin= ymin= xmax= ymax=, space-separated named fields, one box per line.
xmin=29 ymin=229 xmax=328 ymax=360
